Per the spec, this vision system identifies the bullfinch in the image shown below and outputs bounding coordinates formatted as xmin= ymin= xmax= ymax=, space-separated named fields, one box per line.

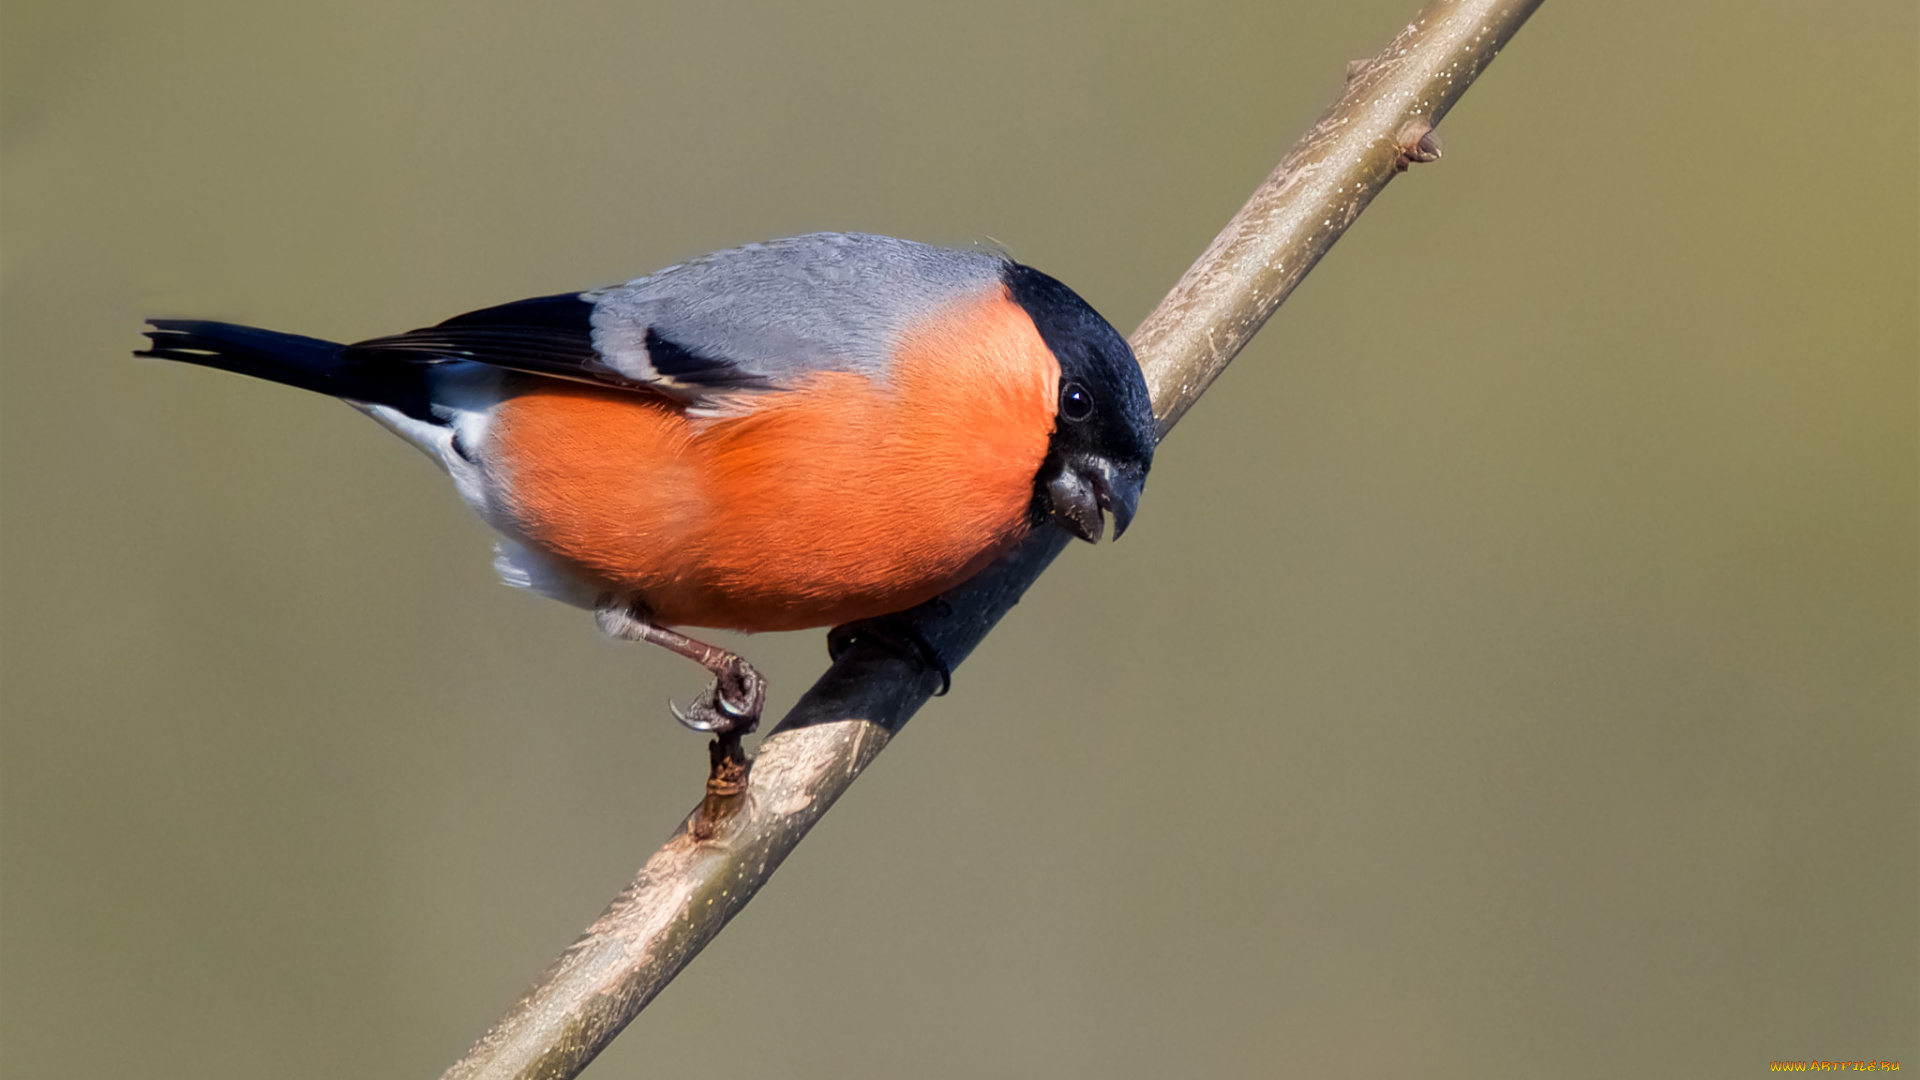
xmin=139 ymin=232 xmax=1156 ymax=734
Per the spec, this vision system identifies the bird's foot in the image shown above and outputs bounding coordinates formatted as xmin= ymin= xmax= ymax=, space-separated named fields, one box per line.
xmin=828 ymin=612 xmax=952 ymax=696
xmin=595 ymin=597 xmax=768 ymax=738
xmin=670 ymin=655 xmax=766 ymax=736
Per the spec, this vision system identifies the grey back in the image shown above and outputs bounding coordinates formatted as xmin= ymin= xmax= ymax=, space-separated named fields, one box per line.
xmin=586 ymin=233 xmax=1008 ymax=401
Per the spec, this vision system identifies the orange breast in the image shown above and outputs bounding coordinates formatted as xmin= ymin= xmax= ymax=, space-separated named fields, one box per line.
xmin=484 ymin=289 xmax=1060 ymax=631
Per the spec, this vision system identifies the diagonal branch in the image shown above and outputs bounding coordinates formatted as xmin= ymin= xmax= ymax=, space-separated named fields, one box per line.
xmin=439 ymin=2 xmax=1544 ymax=1077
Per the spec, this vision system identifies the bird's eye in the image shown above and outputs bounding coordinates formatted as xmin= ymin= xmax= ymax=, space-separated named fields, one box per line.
xmin=1060 ymin=381 xmax=1094 ymax=422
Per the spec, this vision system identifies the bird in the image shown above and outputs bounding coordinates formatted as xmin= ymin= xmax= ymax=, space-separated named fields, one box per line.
xmin=138 ymin=232 xmax=1156 ymax=736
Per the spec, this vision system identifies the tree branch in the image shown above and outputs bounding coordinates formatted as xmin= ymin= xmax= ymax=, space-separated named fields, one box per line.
xmin=439 ymin=2 xmax=1544 ymax=1076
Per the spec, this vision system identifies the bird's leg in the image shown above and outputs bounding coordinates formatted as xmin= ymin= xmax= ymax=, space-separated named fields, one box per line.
xmin=595 ymin=601 xmax=767 ymax=737
xmin=596 ymin=600 xmax=756 ymax=836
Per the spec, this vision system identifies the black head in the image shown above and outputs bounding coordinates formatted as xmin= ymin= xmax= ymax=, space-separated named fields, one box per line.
xmin=1004 ymin=262 xmax=1156 ymax=542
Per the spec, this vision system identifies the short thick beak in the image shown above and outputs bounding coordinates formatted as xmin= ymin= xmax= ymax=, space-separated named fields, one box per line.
xmin=1046 ymin=455 xmax=1145 ymax=544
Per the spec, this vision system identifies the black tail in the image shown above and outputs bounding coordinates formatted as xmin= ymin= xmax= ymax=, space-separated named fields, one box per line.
xmin=138 ymin=320 xmax=434 ymax=419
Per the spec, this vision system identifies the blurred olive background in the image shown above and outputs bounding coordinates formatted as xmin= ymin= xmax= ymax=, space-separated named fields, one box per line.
xmin=4 ymin=2 xmax=1914 ymax=1077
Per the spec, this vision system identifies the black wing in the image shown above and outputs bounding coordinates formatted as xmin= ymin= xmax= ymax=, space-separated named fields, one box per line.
xmin=341 ymin=292 xmax=772 ymax=401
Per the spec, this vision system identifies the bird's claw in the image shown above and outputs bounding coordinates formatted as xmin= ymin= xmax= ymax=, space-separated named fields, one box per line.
xmin=669 ymin=666 xmax=765 ymax=736
xmin=668 ymin=697 xmax=718 ymax=732
xmin=828 ymin=614 xmax=953 ymax=696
